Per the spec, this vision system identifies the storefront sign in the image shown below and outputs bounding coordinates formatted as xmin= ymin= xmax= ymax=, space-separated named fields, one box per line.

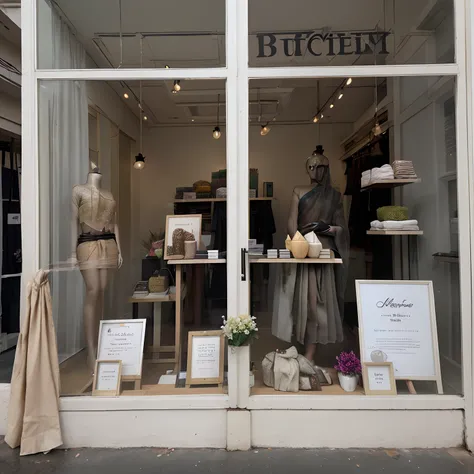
xmin=97 ymin=319 xmax=146 ymax=377
xmin=362 ymin=362 xmax=397 ymax=396
xmin=356 ymin=280 xmax=442 ymax=393
xmin=186 ymin=330 xmax=224 ymax=386
xmin=257 ymin=30 xmax=391 ymax=58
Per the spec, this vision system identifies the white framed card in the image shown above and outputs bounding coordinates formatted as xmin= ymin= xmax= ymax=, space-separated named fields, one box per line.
xmin=356 ymin=280 xmax=443 ymax=394
xmin=363 ymin=362 xmax=397 ymax=396
xmin=97 ymin=319 xmax=146 ymax=379
xmin=92 ymin=360 xmax=122 ymax=396
xmin=186 ymin=330 xmax=225 ymax=386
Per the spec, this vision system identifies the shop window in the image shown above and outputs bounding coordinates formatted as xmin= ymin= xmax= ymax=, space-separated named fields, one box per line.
xmin=37 ymin=0 xmax=226 ymax=69
xmin=247 ymin=76 xmax=462 ymax=396
xmin=249 ymin=0 xmax=454 ymax=67
xmin=38 ymin=77 xmax=228 ymax=396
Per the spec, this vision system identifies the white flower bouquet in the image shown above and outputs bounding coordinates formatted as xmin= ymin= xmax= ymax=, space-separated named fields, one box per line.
xmin=221 ymin=315 xmax=258 ymax=347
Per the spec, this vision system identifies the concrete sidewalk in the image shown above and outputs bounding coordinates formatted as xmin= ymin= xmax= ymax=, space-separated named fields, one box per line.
xmin=0 ymin=441 xmax=472 ymax=474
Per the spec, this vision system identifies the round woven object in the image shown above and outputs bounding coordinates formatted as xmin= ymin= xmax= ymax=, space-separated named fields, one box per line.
xmin=377 ymin=206 xmax=409 ymax=222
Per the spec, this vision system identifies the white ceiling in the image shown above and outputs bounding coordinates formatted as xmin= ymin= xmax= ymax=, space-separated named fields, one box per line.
xmin=51 ymin=0 xmax=450 ymax=126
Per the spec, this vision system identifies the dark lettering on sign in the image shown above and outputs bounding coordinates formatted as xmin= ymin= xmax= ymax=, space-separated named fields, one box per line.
xmin=256 ymin=31 xmax=391 ymax=58
xmin=376 ymin=298 xmax=414 ymax=309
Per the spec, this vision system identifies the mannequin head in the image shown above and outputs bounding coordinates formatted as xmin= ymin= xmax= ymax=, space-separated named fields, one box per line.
xmin=306 ymin=145 xmax=329 ymax=185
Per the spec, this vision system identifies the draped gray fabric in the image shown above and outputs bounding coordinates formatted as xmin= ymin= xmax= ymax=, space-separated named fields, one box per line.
xmin=272 ymin=169 xmax=349 ymax=345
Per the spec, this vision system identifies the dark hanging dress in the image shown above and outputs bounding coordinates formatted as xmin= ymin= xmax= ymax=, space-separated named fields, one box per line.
xmin=272 ymin=172 xmax=349 ymax=345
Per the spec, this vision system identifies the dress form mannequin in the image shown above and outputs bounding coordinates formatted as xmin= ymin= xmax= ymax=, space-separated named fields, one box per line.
xmin=71 ymin=169 xmax=123 ymax=370
xmin=273 ymin=146 xmax=349 ymax=363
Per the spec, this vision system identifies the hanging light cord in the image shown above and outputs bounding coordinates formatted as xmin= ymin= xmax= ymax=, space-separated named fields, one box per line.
xmin=139 ymin=35 xmax=143 ymax=151
xmin=216 ymin=94 xmax=220 ymax=127
xmin=118 ymin=0 xmax=123 ymax=68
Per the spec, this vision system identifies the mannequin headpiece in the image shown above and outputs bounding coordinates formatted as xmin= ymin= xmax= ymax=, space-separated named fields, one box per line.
xmin=306 ymin=144 xmax=329 ymax=184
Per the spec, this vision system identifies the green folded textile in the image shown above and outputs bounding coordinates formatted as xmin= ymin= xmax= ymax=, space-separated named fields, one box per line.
xmin=377 ymin=206 xmax=409 ymax=221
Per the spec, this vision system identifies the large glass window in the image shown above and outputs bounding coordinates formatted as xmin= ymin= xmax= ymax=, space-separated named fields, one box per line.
xmin=37 ymin=0 xmax=226 ymax=69
xmin=249 ymin=0 xmax=455 ymax=67
xmin=247 ymin=75 xmax=462 ymax=396
xmin=39 ymin=77 xmax=229 ymax=395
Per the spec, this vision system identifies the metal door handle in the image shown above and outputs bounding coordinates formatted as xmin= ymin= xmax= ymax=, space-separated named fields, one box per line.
xmin=241 ymin=248 xmax=247 ymax=281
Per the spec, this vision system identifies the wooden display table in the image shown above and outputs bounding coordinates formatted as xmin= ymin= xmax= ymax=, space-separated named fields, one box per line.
xmin=168 ymin=258 xmax=226 ymax=372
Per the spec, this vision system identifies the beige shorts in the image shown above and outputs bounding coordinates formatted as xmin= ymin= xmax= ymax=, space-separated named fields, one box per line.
xmin=77 ymin=238 xmax=118 ymax=270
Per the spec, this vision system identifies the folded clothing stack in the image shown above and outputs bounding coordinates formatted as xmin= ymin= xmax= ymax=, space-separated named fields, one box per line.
xmin=361 ymin=164 xmax=395 ymax=187
xmin=392 ymin=160 xmax=417 ymax=179
xmin=319 ymin=249 xmax=332 ymax=259
xmin=370 ymin=220 xmax=420 ymax=231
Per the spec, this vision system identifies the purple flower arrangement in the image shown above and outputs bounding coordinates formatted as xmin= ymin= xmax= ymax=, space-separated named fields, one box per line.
xmin=334 ymin=351 xmax=362 ymax=376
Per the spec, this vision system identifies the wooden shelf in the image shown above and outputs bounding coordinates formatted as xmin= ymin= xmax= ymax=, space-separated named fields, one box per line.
xmin=167 ymin=258 xmax=226 ymax=265
xmin=249 ymin=257 xmax=343 ymax=264
xmin=361 ymin=178 xmax=420 ymax=191
xmin=367 ymin=230 xmax=424 ymax=235
xmin=174 ymin=197 xmax=275 ymax=203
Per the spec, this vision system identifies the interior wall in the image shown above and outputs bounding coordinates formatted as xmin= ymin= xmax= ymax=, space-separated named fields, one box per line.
xmin=140 ymin=123 xmax=351 ymax=247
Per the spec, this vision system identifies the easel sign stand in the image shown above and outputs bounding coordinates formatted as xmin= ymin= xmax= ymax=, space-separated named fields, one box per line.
xmin=356 ymin=280 xmax=443 ymax=395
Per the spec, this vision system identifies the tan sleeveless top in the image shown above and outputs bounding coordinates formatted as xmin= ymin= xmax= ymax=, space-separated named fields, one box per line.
xmin=72 ymin=184 xmax=116 ymax=233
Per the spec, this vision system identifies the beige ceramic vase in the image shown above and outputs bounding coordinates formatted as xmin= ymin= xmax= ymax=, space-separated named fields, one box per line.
xmin=291 ymin=231 xmax=309 ymax=259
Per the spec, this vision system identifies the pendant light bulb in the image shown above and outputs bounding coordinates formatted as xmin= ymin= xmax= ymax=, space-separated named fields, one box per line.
xmin=330 ymin=103 xmax=334 ymax=109
xmin=143 ymin=115 xmax=148 ymax=121
xmin=260 ymin=124 xmax=271 ymax=136
xmin=173 ymin=80 xmax=181 ymax=92
xmin=134 ymin=153 xmax=146 ymax=170
xmin=373 ymin=122 xmax=382 ymax=136
xmin=212 ymin=126 xmax=221 ymax=140
xmin=123 ymin=92 xmax=129 ymax=99
xmin=320 ymin=113 xmax=324 ymax=119
xmin=346 ymin=78 xmax=353 ymax=86
xmin=312 ymin=115 xmax=319 ymax=123
xmin=338 ymin=93 xmax=344 ymax=100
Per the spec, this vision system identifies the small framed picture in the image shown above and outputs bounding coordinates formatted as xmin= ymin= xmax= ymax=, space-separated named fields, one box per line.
xmin=363 ymin=362 xmax=397 ymax=396
xmin=186 ymin=330 xmax=225 ymax=387
xmin=92 ymin=360 xmax=122 ymax=396
xmin=164 ymin=214 xmax=202 ymax=260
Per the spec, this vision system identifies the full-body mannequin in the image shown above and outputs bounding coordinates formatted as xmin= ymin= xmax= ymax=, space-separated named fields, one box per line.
xmin=71 ymin=170 xmax=123 ymax=370
xmin=281 ymin=146 xmax=349 ymax=363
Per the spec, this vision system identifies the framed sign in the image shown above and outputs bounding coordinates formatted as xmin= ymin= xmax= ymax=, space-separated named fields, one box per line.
xmin=356 ymin=280 xmax=443 ymax=394
xmin=362 ymin=362 xmax=397 ymax=396
xmin=186 ymin=330 xmax=225 ymax=386
xmin=97 ymin=319 xmax=146 ymax=380
xmin=164 ymin=214 xmax=202 ymax=260
xmin=92 ymin=360 xmax=122 ymax=396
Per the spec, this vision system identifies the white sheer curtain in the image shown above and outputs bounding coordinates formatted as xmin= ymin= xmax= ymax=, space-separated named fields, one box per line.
xmin=39 ymin=6 xmax=88 ymax=361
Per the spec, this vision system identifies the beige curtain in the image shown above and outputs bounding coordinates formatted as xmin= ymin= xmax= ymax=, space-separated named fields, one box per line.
xmin=5 ymin=270 xmax=62 ymax=455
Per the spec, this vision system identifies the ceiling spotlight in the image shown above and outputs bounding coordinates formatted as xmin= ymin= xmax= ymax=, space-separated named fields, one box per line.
xmin=212 ymin=126 xmax=221 ymax=140
xmin=373 ymin=121 xmax=383 ymax=136
xmin=191 ymin=118 xmax=195 ymax=122
xmin=165 ymin=65 xmax=170 ymax=69
xmin=134 ymin=153 xmax=145 ymax=170
xmin=143 ymin=115 xmax=148 ymax=121
xmin=346 ymin=78 xmax=353 ymax=86
xmin=260 ymin=124 xmax=271 ymax=136
xmin=172 ymin=89 xmax=177 ymax=94
xmin=330 ymin=103 xmax=334 ymax=109
xmin=123 ymin=92 xmax=129 ymax=99
xmin=173 ymin=80 xmax=181 ymax=92
xmin=338 ymin=93 xmax=344 ymax=100
xmin=312 ymin=115 xmax=319 ymax=123
xmin=320 ymin=113 xmax=324 ymax=119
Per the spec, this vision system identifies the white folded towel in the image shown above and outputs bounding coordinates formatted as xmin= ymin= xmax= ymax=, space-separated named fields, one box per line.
xmin=370 ymin=220 xmax=419 ymax=230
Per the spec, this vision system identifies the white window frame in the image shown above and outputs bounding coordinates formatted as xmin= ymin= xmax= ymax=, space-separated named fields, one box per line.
xmin=16 ymin=0 xmax=474 ymax=449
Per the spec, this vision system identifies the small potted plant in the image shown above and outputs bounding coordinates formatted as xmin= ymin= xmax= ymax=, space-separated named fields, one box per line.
xmin=221 ymin=315 xmax=258 ymax=347
xmin=222 ymin=315 xmax=258 ymax=389
xmin=334 ymin=351 xmax=362 ymax=392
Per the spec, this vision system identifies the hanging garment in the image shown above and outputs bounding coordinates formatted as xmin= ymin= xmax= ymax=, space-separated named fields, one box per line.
xmin=5 ymin=270 xmax=62 ymax=456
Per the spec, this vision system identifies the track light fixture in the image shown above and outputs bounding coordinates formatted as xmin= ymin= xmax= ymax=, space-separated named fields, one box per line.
xmin=260 ymin=123 xmax=271 ymax=136
xmin=346 ymin=78 xmax=353 ymax=86
xmin=123 ymin=92 xmax=129 ymax=99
